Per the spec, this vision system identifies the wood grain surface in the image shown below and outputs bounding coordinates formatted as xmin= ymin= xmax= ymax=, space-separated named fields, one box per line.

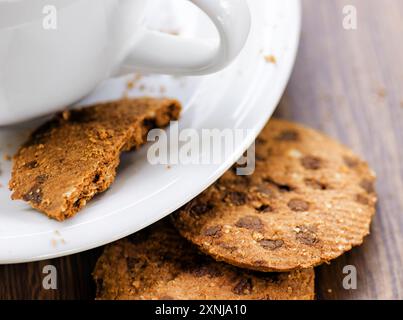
xmin=1 ymin=0 xmax=402 ymax=300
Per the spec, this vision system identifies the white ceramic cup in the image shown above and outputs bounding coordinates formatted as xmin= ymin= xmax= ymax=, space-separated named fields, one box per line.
xmin=0 ymin=0 xmax=251 ymax=125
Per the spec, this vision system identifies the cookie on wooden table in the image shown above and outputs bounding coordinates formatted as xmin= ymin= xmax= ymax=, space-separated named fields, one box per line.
xmin=172 ymin=119 xmax=377 ymax=272
xmin=93 ymin=219 xmax=315 ymax=300
xmin=9 ymin=98 xmax=181 ymax=221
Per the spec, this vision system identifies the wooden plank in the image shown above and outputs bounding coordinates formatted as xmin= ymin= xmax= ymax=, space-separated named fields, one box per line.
xmin=0 ymin=249 xmax=102 ymax=300
xmin=275 ymin=0 xmax=403 ymax=299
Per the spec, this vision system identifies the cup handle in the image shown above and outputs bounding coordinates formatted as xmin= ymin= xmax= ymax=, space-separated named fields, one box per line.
xmin=120 ymin=0 xmax=251 ymax=76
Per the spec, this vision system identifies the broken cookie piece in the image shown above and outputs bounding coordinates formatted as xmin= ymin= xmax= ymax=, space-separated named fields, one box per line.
xmin=9 ymin=98 xmax=181 ymax=221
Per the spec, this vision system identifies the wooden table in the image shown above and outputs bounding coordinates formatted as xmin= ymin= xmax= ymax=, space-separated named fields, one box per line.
xmin=1 ymin=0 xmax=402 ymax=300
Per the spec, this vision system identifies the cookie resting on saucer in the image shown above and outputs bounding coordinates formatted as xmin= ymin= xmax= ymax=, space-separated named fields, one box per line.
xmin=9 ymin=98 xmax=181 ymax=221
xmin=172 ymin=119 xmax=377 ymax=272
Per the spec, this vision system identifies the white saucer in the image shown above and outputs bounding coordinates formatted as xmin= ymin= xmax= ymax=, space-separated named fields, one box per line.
xmin=0 ymin=0 xmax=301 ymax=263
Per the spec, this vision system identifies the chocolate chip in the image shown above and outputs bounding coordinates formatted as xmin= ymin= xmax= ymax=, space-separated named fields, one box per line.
xmin=192 ymin=265 xmax=223 ymax=278
xmin=295 ymin=225 xmax=318 ymax=245
xmin=189 ymin=203 xmax=213 ymax=216
xmin=142 ymin=118 xmax=157 ymax=130
xmin=343 ymin=156 xmax=359 ymax=168
xmin=233 ymin=278 xmax=253 ymax=295
xmin=356 ymin=193 xmax=370 ymax=206
xmin=276 ymin=130 xmax=299 ymax=141
xmin=35 ymin=174 xmax=48 ymax=184
xmin=255 ymin=137 xmax=267 ymax=145
xmin=22 ymin=185 xmax=43 ymax=204
xmin=67 ymin=109 xmax=95 ymax=123
xmin=24 ymin=160 xmax=38 ymax=169
xmin=218 ymin=242 xmax=238 ymax=252
xmin=255 ymin=185 xmax=275 ymax=198
xmin=255 ymin=204 xmax=273 ymax=213
xmin=253 ymin=260 xmax=266 ymax=266
xmin=203 ymin=225 xmax=222 ymax=238
xmin=93 ymin=174 xmax=101 ymax=183
xmin=360 ymin=179 xmax=375 ymax=194
xmin=258 ymin=239 xmax=284 ymax=250
xmin=235 ymin=216 xmax=264 ymax=231
xmin=168 ymin=102 xmax=178 ymax=114
xmin=301 ymin=156 xmax=322 ymax=170
xmin=255 ymin=154 xmax=267 ymax=161
xmin=288 ymin=199 xmax=310 ymax=212
xmin=263 ymin=177 xmax=293 ymax=192
xmin=225 ymin=191 xmax=247 ymax=206
xmin=73 ymin=198 xmax=84 ymax=208
xmin=304 ymin=178 xmax=328 ymax=190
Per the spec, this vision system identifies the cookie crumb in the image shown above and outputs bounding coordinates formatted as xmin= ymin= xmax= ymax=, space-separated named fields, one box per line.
xmin=264 ymin=55 xmax=277 ymax=64
xmin=126 ymin=73 xmax=142 ymax=90
xmin=3 ymin=154 xmax=11 ymax=161
xmin=377 ymin=88 xmax=386 ymax=98
xmin=161 ymin=29 xmax=180 ymax=36
xmin=123 ymin=73 xmax=143 ymax=97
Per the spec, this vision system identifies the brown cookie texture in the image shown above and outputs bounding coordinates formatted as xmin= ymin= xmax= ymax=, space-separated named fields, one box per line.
xmin=9 ymin=98 xmax=181 ymax=221
xmin=172 ymin=119 xmax=377 ymax=272
xmin=93 ymin=219 xmax=315 ymax=300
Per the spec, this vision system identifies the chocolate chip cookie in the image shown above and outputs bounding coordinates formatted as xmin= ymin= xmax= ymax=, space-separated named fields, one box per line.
xmin=93 ymin=219 xmax=315 ymax=300
xmin=9 ymin=98 xmax=181 ymax=221
xmin=172 ymin=119 xmax=377 ymax=272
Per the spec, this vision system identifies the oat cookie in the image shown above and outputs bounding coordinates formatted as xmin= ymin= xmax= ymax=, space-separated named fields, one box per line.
xmin=172 ymin=119 xmax=377 ymax=272
xmin=9 ymin=98 xmax=181 ymax=221
xmin=93 ymin=219 xmax=315 ymax=300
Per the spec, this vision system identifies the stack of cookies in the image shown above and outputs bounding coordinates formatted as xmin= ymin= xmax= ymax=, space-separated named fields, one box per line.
xmin=7 ymin=97 xmax=376 ymax=299
xmin=93 ymin=119 xmax=377 ymax=300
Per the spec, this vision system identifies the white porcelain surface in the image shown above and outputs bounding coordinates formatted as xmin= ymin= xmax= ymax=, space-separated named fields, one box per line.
xmin=0 ymin=0 xmax=301 ymax=264
xmin=0 ymin=0 xmax=250 ymax=125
